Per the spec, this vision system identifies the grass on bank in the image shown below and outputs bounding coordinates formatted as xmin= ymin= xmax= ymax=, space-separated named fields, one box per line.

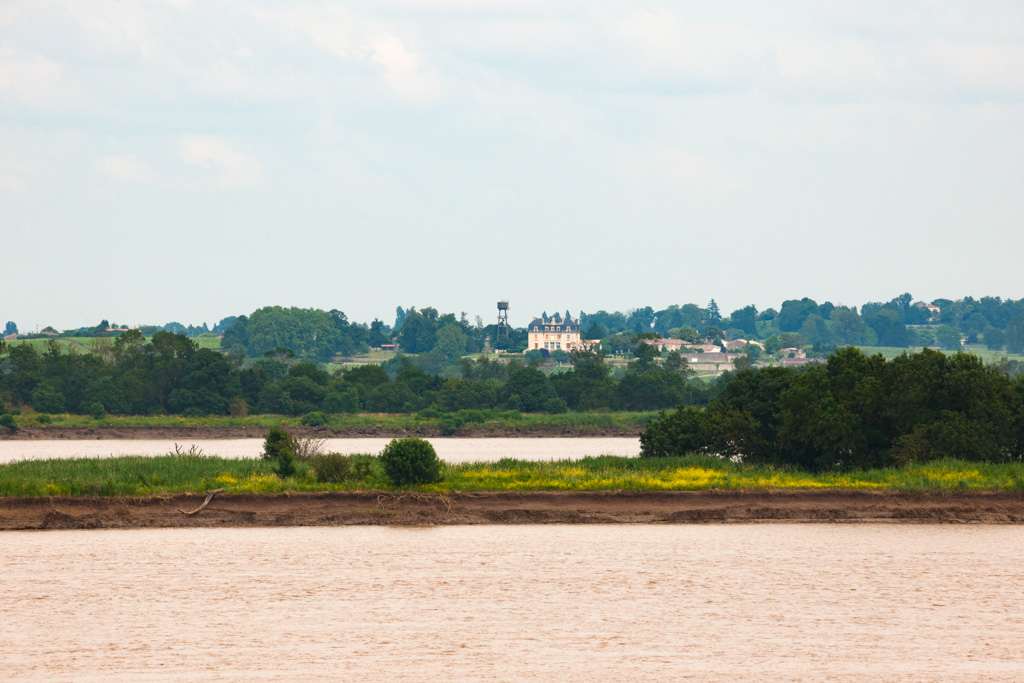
xmin=3 ymin=454 xmax=1024 ymax=498
xmin=2 ymin=410 xmax=659 ymax=432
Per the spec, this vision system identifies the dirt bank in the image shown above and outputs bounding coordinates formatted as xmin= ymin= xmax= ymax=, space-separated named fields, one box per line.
xmin=4 ymin=490 xmax=1024 ymax=530
xmin=0 ymin=425 xmax=643 ymax=440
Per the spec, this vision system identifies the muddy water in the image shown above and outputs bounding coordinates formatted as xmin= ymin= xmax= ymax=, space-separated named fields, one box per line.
xmin=0 ymin=437 xmax=640 ymax=464
xmin=2 ymin=525 xmax=1023 ymax=681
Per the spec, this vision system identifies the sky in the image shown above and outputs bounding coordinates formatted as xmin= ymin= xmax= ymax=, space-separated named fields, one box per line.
xmin=2 ymin=1 xmax=1023 ymax=331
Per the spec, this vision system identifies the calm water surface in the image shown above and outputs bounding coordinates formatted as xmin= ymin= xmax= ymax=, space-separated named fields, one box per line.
xmin=0 ymin=437 xmax=640 ymax=464
xmin=2 ymin=525 xmax=1023 ymax=681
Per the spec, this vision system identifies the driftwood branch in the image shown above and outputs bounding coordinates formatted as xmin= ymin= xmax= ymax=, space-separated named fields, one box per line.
xmin=179 ymin=489 xmax=223 ymax=515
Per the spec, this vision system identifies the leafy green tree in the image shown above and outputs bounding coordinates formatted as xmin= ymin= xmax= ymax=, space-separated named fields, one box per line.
xmin=863 ymin=308 xmax=914 ymax=347
xmin=366 ymin=382 xmax=421 ymax=413
xmin=262 ymin=426 xmax=296 ymax=460
xmin=245 ymin=306 xmax=340 ymax=361
xmin=984 ymin=326 xmax=1005 ymax=351
xmin=675 ymin=326 xmax=699 ymax=343
xmin=323 ymin=387 xmax=360 ymax=413
xmin=30 ymin=386 xmax=65 ymax=414
xmin=434 ymin=323 xmax=468 ymax=360
xmin=380 ymin=437 xmax=442 ymax=486
xmin=627 ymin=306 xmax=655 ymax=333
xmin=777 ymin=298 xmax=819 ymax=332
xmin=503 ymin=367 xmax=556 ymax=412
xmin=800 ymin=314 xmax=831 ymax=346
xmin=727 ymin=305 xmax=758 ymax=337
xmin=935 ymin=325 xmax=962 ymax=351
xmin=829 ymin=308 xmax=866 ymax=346
xmin=1007 ymin=314 xmax=1024 ymax=354
xmin=4 ymin=321 xmax=18 ymax=336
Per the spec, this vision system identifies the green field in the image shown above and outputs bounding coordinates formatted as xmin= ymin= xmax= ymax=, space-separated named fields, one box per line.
xmin=2 ymin=453 xmax=1021 ymax=497
xmin=6 ymin=336 xmax=221 ymax=352
xmin=854 ymin=344 xmax=1024 ymax=363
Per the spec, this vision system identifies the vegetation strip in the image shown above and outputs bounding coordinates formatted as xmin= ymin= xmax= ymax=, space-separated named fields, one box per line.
xmin=4 ymin=454 xmax=1024 ymax=498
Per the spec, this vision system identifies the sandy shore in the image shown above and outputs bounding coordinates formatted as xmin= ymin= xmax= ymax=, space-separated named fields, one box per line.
xmin=4 ymin=490 xmax=1024 ymax=530
xmin=0 ymin=425 xmax=643 ymax=440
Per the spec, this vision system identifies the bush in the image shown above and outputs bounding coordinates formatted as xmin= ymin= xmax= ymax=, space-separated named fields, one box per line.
xmin=274 ymin=448 xmax=297 ymax=477
xmin=36 ymin=413 xmax=52 ymax=425
xmin=323 ymin=388 xmax=360 ymax=414
xmin=89 ymin=402 xmax=107 ymax=421
xmin=542 ymin=397 xmax=569 ymax=414
xmin=640 ymin=406 xmax=707 ymax=458
xmin=418 ymin=406 xmax=442 ymax=419
xmin=262 ymin=426 xmax=296 ymax=461
xmin=228 ymin=397 xmax=249 ymax=417
xmin=31 ymin=388 xmax=65 ymax=415
xmin=380 ymin=437 xmax=443 ymax=486
xmin=300 ymin=411 xmax=328 ymax=427
xmin=311 ymin=453 xmax=353 ymax=483
xmin=0 ymin=414 xmax=16 ymax=430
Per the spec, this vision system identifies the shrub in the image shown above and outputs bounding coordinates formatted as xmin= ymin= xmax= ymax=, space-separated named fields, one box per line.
xmin=380 ymin=437 xmax=442 ymax=486
xmin=228 ymin=397 xmax=249 ymax=417
xmin=0 ymin=414 xmax=16 ymax=430
xmin=542 ymin=397 xmax=569 ymax=414
xmin=300 ymin=411 xmax=328 ymax=427
xmin=36 ymin=414 xmax=52 ymax=425
xmin=274 ymin=448 xmax=297 ymax=477
xmin=89 ymin=402 xmax=107 ymax=421
xmin=418 ymin=406 xmax=442 ymax=419
xmin=311 ymin=453 xmax=353 ymax=483
xmin=293 ymin=436 xmax=327 ymax=460
xmin=262 ymin=426 xmax=296 ymax=461
xmin=31 ymin=388 xmax=65 ymax=415
xmin=323 ymin=388 xmax=360 ymax=414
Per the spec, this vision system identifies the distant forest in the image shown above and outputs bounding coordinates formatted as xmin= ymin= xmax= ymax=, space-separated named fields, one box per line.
xmin=8 ymin=293 xmax=1024 ymax=363
xmin=2 ymin=293 xmax=1024 ymax=418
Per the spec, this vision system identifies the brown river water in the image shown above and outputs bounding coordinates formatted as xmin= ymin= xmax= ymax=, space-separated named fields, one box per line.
xmin=0 ymin=437 xmax=641 ymax=464
xmin=2 ymin=525 xmax=1023 ymax=681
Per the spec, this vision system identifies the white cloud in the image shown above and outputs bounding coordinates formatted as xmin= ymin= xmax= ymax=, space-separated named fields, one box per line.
xmin=252 ymin=6 xmax=440 ymax=100
xmin=178 ymin=135 xmax=262 ymax=188
xmin=95 ymin=154 xmax=157 ymax=184
xmin=0 ymin=47 xmax=76 ymax=107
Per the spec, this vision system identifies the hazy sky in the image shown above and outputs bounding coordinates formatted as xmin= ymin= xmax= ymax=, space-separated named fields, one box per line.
xmin=3 ymin=1 xmax=1023 ymax=331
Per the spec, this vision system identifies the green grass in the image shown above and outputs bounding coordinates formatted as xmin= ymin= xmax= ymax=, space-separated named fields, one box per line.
xmin=6 ymin=336 xmax=221 ymax=352
xmin=5 ymin=410 xmax=658 ymax=432
xmin=855 ymin=345 xmax=1024 ymax=362
xmin=3 ymin=454 xmax=1023 ymax=497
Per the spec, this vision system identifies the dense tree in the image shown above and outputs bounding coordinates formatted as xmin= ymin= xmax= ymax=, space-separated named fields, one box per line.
xmin=642 ymin=348 xmax=1021 ymax=469
xmin=727 ymin=305 xmax=758 ymax=337
xmin=777 ymin=298 xmax=819 ymax=332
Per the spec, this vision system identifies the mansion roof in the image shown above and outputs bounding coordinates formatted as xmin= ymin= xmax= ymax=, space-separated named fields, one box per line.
xmin=527 ymin=314 xmax=580 ymax=333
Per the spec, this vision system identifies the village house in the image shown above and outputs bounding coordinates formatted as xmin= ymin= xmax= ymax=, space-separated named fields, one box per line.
xmin=722 ymin=338 xmax=764 ymax=352
xmin=641 ymin=337 xmax=689 ymax=352
xmin=526 ymin=313 xmax=586 ymax=352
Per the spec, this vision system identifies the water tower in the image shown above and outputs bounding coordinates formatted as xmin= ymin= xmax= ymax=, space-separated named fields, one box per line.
xmin=496 ymin=300 xmax=510 ymax=344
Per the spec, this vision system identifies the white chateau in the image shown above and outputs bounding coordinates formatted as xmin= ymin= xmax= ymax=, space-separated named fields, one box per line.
xmin=526 ymin=313 xmax=584 ymax=352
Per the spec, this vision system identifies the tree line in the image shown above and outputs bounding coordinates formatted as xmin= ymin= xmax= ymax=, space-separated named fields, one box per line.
xmin=641 ymin=347 xmax=1024 ymax=469
xmin=582 ymin=293 xmax=1024 ymax=354
xmin=0 ymin=332 xmax=708 ymax=417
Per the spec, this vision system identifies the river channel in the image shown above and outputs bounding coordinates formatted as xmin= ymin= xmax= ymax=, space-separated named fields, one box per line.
xmin=0 ymin=437 xmax=640 ymax=464
xmin=3 ymin=524 xmax=1023 ymax=681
